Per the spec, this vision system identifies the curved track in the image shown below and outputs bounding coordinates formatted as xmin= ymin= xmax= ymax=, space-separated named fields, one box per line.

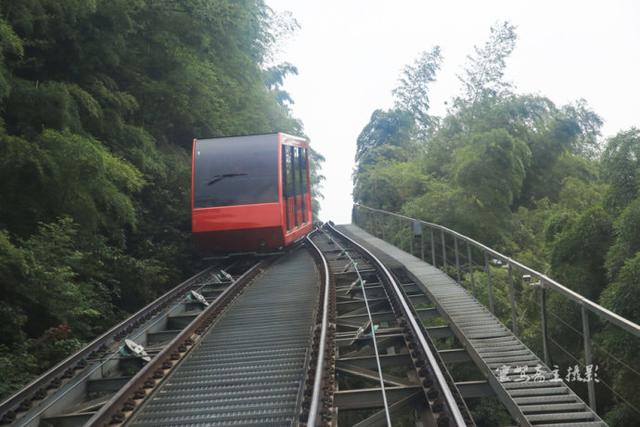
xmin=87 ymin=246 xmax=323 ymax=426
xmin=308 ymin=224 xmax=473 ymax=426
xmin=4 ymin=226 xmax=477 ymax=427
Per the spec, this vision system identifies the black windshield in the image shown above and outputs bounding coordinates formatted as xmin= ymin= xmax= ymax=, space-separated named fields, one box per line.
xmin=194 ymin=135 xmax=279 ymax=208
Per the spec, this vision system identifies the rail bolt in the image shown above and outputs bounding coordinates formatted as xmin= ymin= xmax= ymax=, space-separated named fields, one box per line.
xmin=17 ymin=401 xmax=31 ymax=411
xmin=110 ymin=413 xmax=125 ymax=424
xmin=47 ymin=378 xmax=61 ymax=389
xmin=437 ymin=415 xmax=450 ymax=426
xmin=1 ymin=411 xmax=16 ymax=424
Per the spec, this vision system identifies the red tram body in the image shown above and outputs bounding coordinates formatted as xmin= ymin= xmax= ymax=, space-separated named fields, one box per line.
xmin=191 ymin=133 xmax=313 ymax=254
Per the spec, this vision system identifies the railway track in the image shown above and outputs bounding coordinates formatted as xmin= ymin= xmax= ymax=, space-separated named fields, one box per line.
xmin=0 ymin=259 xmax=260 ymax=427
xmin=3 ymin=225 xmax=474 ymax=426
xmin=82 ymin=244 xmax=323 ymax=426
xmin=308 ymin=223 xmax=473 ymax=426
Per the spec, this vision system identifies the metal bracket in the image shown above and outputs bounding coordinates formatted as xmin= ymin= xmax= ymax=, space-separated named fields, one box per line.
xmin=119 ymin=339 xmax=151 ymax=362
xmin=217 ymin=269 xmax=233 ymax=282
xmin=347 ymin=278 xmax=365 ymax=298
xmin=350 ymin=320 xmax=378 ymax=346
xmin=187 ymin=290 xmax=209 ymax=307
xmin=522 ymin=274 xmax=542 ymax=288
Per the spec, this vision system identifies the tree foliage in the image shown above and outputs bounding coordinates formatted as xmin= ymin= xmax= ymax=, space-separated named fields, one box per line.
xmin=457 ymin=21 xmax=517 ymax=106
xmin=393 ymin=46 xmax=442 ymax=133
xmin=352 ymin=21 xmax=639 ymax=425
xmin=0 ymin=0 xmax=314 ymax=397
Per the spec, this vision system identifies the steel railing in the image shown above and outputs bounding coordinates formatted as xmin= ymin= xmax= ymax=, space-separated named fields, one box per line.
xmin=353 ymin=203 xmax=640 ymax=417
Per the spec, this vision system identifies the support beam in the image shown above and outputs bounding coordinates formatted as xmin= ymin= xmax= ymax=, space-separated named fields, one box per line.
xmin=337 ymin=353 xmax=412 ymax=370
xmin=335 ymin=386 xmax=422 ymax=409
xmin=338 ymin=307 xmax=438 ymax=324
xmin=337 ymin=363 xmax=412 ymax=387
xmin=353 ymin=391 xmax=425 ymax=427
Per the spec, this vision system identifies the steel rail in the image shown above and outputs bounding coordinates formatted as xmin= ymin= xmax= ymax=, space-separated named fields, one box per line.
xmin=305 ymin=229 xmax=331 ymax=427
xmin=85 ymin=259 xmax=269 ymax=426
xmin=321 ymin=228 xmax=393 ymax=426
xmin=0 ymin=265 xmax=220 ymax=423
xmin=10 ymin=266 xmax=240 ymax=427
xmin=326 ymin=222 xmax=468 ymax=427
xmin=355 ymin=203 xmax=640 ymax=339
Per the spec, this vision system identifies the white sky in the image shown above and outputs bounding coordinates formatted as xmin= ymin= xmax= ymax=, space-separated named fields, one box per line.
xmin=267 ymin=0 xmax=640 ymax=224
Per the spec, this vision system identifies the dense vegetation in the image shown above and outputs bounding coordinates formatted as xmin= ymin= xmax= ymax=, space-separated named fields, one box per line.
xmin=353 ymin=22 xmax=639 ymax=426
xmin=0 ymin=0 xmax=320 ymax=398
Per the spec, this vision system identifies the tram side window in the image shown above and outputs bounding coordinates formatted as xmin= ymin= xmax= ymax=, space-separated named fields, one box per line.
xmin=292 ymin=147 xmax=299 ymax=196
xmin=301 ymin=148 xmax=309 ymax=194
xmin=282 ymin=145 xmax=297 ymax=229
xmin=291 ymin=146 xmax=300 ymax=225
xmin=289 ymin=146 xmax=296 ymax=197
xmin=294 ymin=147 xmax=304 ymax=223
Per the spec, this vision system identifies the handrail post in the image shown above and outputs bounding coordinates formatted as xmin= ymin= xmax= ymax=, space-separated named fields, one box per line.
xmin=430 ymin=228 xmax=436 ymax=266
xmin=418 ymin=223 xmax=425 ymax=261
xmin=441 ymin=229 xmax=447 ymax=269
xmin=484 ymin=252 xmax=495 ymax=313
xmin=454 ymin=237 xmax=461 ymax=283
xmin=508 ymin=263 xmax=518 ymax=336
xmin=540 ymin=283 xmax=550 ymax=366
xmin=409 ymin=221 xmax=414 ymax=255
xmin=467 ymin=242 xmax=476 ymax=297
xmin=581 ymin=305 xmax=597 ymax=411
xmin=381 ymin=213 xmax=386 ymax=241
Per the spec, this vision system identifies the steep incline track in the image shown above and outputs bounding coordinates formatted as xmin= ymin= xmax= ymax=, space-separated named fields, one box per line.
xmin=310 ymin=225 xmax=473 ymax=426
xmin=339 ymin=223 xmax=605 ymax=427
xmin=0 ymin=260 xmax=259 ymax=427
xmin=124 ymin=249 xmax=319 ymax=426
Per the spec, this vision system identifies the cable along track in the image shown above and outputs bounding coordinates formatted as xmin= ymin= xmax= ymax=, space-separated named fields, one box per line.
xmin=0 ymin=259 xmax=259 ymax=427
xmin=311 ymin=223 xmax=473 ymax=427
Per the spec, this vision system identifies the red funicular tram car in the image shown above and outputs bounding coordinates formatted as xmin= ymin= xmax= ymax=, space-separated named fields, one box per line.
xmin=191 ymin=133 xmax=313 ymax=254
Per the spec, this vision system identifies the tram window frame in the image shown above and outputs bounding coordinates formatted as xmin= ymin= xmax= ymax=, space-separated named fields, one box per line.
xmin=281 ymin=144 xmax=290 ymax=230
xmin=297 ymin=147 xmax=306 ymax=223
xmin=301 ymin=148 xmax=309 ymax=195
xmin=289 ymin=145 xmax=298 ymax=226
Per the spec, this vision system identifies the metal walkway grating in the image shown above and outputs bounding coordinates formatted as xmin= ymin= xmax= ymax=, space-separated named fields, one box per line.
xmin=128 ymin=249 xmax=319 ymax=427
xmin=338 ymin=224 xmax=605 ymax=427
